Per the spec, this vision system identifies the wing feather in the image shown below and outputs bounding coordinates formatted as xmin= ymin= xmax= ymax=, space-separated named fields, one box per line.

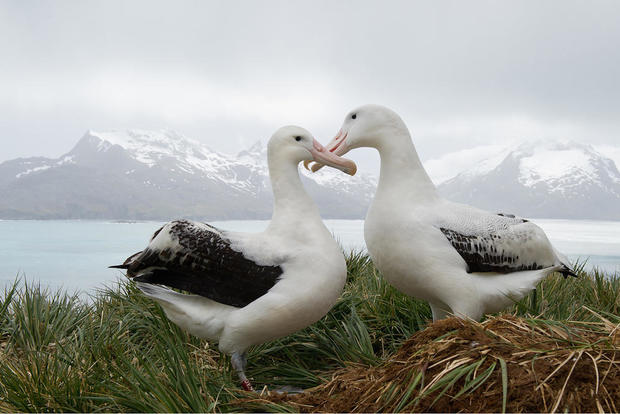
xmin=437 ymin=211 xmax=560 ymax=274
xmin=121 ymin=220 xmax=283 ymax=307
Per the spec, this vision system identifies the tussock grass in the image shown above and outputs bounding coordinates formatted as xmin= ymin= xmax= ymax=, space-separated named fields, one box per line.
xmin=252 ymin=314 xmax=619 ymax=413
xmin=0 ymin=254 xmax=618 ymax=412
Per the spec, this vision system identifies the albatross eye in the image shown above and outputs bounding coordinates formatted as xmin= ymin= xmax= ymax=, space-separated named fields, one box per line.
xmin=351 ymin=113 xmax=357 ymax=119
xmin=295 ymin=136 xmax=302 ymax=141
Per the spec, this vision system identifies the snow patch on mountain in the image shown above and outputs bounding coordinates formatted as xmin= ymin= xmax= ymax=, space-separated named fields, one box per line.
xmin=89 ymin=129 xmax=227 ymax=173
xmin=15 ymin=164 xmax=51 ymax=178
xmin=519 ymin=148 xmax=595 ymax=187
xmin=14 ymin=155 xmax=75 ymax=179
xmin=504 ymin=141 xmax=600 ymax=191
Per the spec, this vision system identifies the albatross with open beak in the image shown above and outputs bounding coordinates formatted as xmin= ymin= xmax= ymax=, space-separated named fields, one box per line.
xmin=309 ymin=105 xmax=575 ymax=321
xmin=111 ymin=126 xmax=356 ymax=391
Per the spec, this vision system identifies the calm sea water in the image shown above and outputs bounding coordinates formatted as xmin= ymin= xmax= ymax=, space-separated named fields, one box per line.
xmin=0 ymin=219 xmax=618 ymax=295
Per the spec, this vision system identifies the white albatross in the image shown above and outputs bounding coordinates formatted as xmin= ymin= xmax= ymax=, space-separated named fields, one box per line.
xmin=111 ymin=126 xmax=356 ymax=391
xmin=309 ymin=104 xmax=575 ymax=321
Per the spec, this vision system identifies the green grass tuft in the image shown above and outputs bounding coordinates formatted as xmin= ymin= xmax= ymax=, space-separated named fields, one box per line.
xmin=0 ymin=257 xmax=618 ymax=412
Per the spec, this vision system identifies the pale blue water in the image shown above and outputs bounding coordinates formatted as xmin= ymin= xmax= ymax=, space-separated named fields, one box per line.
xmin=0 ymin=219 xmax=618 ymax=295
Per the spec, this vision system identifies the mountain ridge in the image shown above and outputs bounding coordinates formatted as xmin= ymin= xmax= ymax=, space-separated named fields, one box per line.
xmin=1 ymin=133 xmax=619 ymax=220
xmin=0 ymin=129 xmax=376 ymax=220
xmin=437 ymin=139 xmax=620 ymax=220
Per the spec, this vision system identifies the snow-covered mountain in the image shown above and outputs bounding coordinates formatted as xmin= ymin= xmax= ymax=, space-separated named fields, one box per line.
xmin=437 ymin=140 xmax=620 ymax=220
xmin=3 ymin=132 xmax=618 ymax=220
xmin=0 ymin=129 xmax=376 ymax=220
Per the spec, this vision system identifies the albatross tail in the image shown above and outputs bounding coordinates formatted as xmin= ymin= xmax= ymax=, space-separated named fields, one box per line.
xmin=135 ymin=282 xmax=236 ymax=341
xmin=471 ymin=267 xmax=559 ymax=315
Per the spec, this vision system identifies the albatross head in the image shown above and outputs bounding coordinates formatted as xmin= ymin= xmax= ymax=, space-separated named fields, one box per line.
xmin=309 ymin=104 xmax=408 ymax=172
xmin=269 ymin=125 xmax=357 ymax=175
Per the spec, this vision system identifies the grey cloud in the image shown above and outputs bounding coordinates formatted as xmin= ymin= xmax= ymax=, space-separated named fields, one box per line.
xmin=1 ymin=0 xmax=619 ymax=172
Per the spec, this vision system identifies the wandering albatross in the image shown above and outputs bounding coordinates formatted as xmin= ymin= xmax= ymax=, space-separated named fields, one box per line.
xmin=308 ymin=104 xmax=575 ymax=321
xmin=111 ymin=126 xmax=357 ymax=391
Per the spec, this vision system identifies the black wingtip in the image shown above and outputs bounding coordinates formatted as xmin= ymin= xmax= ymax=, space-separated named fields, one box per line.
xmin=109 ymin=251 xmax=143 ymax=271
xmin=560 ymin=266 xmax=578 ymax=279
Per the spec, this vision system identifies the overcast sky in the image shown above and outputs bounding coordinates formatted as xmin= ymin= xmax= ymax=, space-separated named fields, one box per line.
xmin=1 ymin=0 xmax=619 ymax=177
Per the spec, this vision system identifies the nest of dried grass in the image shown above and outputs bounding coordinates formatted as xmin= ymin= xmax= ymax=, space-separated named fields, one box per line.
xmin=244 ymin=312 xmax=619 ymax=413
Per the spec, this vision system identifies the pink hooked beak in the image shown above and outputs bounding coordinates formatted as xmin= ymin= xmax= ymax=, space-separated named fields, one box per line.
xmin=306 ymin=130 xmax=349 ymax=173
xmin=304 ymin=138 xmax=356 ymax=176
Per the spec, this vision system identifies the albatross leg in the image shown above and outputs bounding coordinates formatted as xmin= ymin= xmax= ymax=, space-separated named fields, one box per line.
xmin=231 ymin=352 xmax=253 ymax=391
xmin=231 ymin=352 xmax=303 ymax=394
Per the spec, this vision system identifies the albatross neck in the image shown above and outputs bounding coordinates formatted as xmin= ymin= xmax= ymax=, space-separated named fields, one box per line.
xmin=267 ymin=156 xmax=322 ymax=230
xmin=375 ymin=129 xmax=438 ymax=202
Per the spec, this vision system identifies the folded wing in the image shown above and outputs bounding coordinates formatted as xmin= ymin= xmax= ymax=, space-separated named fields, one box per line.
xmin=115 ymin=220 xmax=283 ymax=307
xmin=437 ymin=210 xmax=574 ymax=277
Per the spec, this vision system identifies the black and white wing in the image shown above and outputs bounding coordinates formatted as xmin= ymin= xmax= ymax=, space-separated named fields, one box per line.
xmin=111 ymin=220 xmax=283 ymax=307
xmin=437 ymin=210 xmax=575 ymax=277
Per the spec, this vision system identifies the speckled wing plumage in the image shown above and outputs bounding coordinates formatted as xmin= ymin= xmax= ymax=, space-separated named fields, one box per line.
xmin=437 ymin=209 xmax=572 ymax=275
xmin=116 ymin=220 xmax=283 ymax=308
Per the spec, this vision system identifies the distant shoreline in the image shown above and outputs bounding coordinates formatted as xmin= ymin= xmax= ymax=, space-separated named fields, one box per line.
xmin=1 ymin=219 xmax=619 ymax=296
